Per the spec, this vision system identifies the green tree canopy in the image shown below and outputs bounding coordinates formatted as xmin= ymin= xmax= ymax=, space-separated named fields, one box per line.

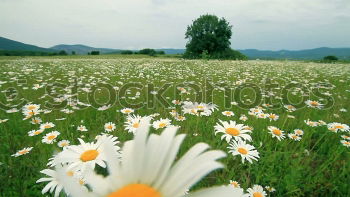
xmin=184 ymin=14 xmax=246 ymax=60
xmin=323 ymin=55 xmax=338 ymax=62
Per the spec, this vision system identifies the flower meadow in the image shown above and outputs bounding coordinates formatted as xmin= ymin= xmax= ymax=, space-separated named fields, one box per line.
xmin=0 ymin=57 xmax=349 ymax=196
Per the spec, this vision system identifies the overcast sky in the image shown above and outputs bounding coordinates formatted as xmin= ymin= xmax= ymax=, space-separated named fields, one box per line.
xmin=1 ymin=0 xmax=350 ymax=50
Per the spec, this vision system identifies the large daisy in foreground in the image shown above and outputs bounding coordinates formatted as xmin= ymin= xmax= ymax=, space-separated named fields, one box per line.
xmin=56 ymin=118 xmax=244 ymax=197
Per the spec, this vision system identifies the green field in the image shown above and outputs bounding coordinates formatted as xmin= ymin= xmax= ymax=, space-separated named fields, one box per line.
xmin=0 ymin=56 xmax=349 ymax=196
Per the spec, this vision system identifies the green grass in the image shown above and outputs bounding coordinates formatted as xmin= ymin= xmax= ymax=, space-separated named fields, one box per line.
xmin=0 ymin=57 xmax=349 ymax=196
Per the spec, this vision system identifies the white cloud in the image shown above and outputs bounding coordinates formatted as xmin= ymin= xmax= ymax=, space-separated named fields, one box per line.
xmin=0 ymin=0 xmax=349 ymax=50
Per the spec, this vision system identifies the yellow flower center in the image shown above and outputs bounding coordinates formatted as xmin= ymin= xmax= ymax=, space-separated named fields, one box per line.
xmin=226 ymin=128 xmax=240 ymax=136
xmin=18 ymin=150 xmax=29 ymax=154
xmin=310 ymin=101 xmax=319 ymax=106
xmin=80 ymin=150 xmax=99 ymax=162
xmin=47 ymin=135 xmax=56 ymax=140
xmin=253 ymin=192 xmax=263 ymax=197
xmin=344 ymin=141 xmax=350 ymax=145
xmin=269 ymin=114 xmax=276 ymax=119
xmin=292 ymin=135 xmax=298 ymax=139
xmin=34 ymin=130 xmax=42 ymax=135
xmin=28 ymin=106 xmax=36 ymax=110
xmin=44 ymin=125 xmax=51 ymax=129
xmin=133 ymin=122 xmax=140 ymax=128
xmin=237 ymin=147 xmax=248 ymax=155
xmin=124 ymin=109 xmax=131 ymax=113
xmin=231 ymin=182 xmax=239 ymax=188
xmin=106 ymin=125 xmax=113 ymax=130
xmin=272 ymin=129 xmax=282 ymax=136
xmin=107 ymin=184 xmax=162 ymax=197
xmin=158 ymin=123 xmax=166 ymax=128
xmin=335 ymin=125 xmax=344 ymax=129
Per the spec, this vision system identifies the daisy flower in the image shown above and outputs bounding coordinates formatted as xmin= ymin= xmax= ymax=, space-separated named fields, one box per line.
xmin=228 ymin=140 xmax=259 ymax=164
xmin=42 ymin=131 xmax=60 ymax=144
xmin=222 ymin=111 xmax=234 ymax=117
xmin=77 ymin=125 xmax=88 ymax=132
xmin=6 ymin=108 xmax=18 ymax=113
xmin=22 ymin=109 xmax=40 ymax=118
xmin=305 ymin=100 xmax=323 ymax=109
xmin=246 ymin=185 xmax=267 ymax=197
xmin=265 ymin=186 xmax=276 ymax=192
xmin=318 ymin=120 xmax=327 ymax=126
xmin=341 ymin=135 xmax=350 ymax=140
xmin=23 ymin=103 xmax=40 ymax=111
xmin=0 ymin=119 xmax=9 ymax=123
xmin=11 ymin=147 xmax=33 ymax=157
xmin=124 ymin=115 xmax=145 ymax=133
xmin=175 ymin=115 xmax=186 ymax=121
xmin=28 ymin=129 xmax=44 ymax=136
xmin=40 ymin=122 xmax=55 ymax=130
xmin=169 ymin=110 xmax=178 ymax=117
xmin=215 ymin=120 xmax=252 ymax=143
xmin=239 ymin=115 xmax=248 ymax=121
xmin=229 ymin=180 xmax=240 ymax=188
xmin=152 ymin=118 xmax=172 ymax=129
xmin=284 ymin=105 xmax=296 ymax=112
xmin=294 ymin=129 xmax=304 ymax=136
xmin=53 ymin=118 xmax=244 ymax=197
xmin=58 ymin=140 xmax=71 ymax=148
xmin=104 ymin=122 xmax=116 ymax=132
xmin=267 ymin=113 xmax=279 ymax=121
xmin=340 ymin=140 xmax=350 ymax=147
xmin=327 ymin=122 xmax=349 ymax=132
xmin=36 ymin=168 xmax=66 ymax=197
xmin=267 ymin=126 xmax=285 ymax=141
xmin=339 ymin=108 xmax=347 ymax=112
xmin=304 ymin=119 xmax=319 ymax=127
xmin=36 ymin=166 xmax=87 ymax=197
xmin=172 ymin=100 xmax=182 ymax=105
xmin=257 ymin=113 xmax=268 ymax=119
xmin=54 ymin=136 xmax=119 ymax=173
xmin=120 ymin=108 xmax=134 ymax=114
xmin=31 ymin=117 xmax=42 ymax=124
xmin=98 ymin=104 xmax=111 ymax=111
xmin=182 ymin=102 xmax=217 ymax=116
xmin=288 ymin=133 xmax=302 ymax=141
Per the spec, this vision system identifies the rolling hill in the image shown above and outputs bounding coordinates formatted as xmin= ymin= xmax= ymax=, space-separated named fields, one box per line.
xmin=50 ymin=44 xmax=121 ymax=55
xmin=0 ymin=37 xmax=55 ymax=52
xmin=1 ymin=36 xmax=349 ymax=59
xmin=239 ymin=47 xmax=350 ymax=60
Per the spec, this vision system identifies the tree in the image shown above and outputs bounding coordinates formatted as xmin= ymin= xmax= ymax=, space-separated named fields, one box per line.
xmin=323 ymin=55 xmax=338 ymax=62
xmin=58 ymin=50 xmax=68 ymax=56
xmin=184 ymin=14 xmax=246 ymax=60
xmin=71 ymin=51 xmax=76 ymax=55
xmin=121 ymin=50 xmax=134 ymax=54
xmin=139 ymin=48 xmax=156 ymax=56
xmin=90 ymin=51 xmax=100 ymax=55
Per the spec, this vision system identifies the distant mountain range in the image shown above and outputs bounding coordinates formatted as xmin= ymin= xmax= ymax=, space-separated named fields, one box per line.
xmin=1 ymin=36 xmax=349 ymax=59
xmin=0 ymin=37 xmax=55 ymax=52
xmin=50 ymin=44 xmax=121 ymax=54
xmin=239 ymin=48 xmax=350 ymax=60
